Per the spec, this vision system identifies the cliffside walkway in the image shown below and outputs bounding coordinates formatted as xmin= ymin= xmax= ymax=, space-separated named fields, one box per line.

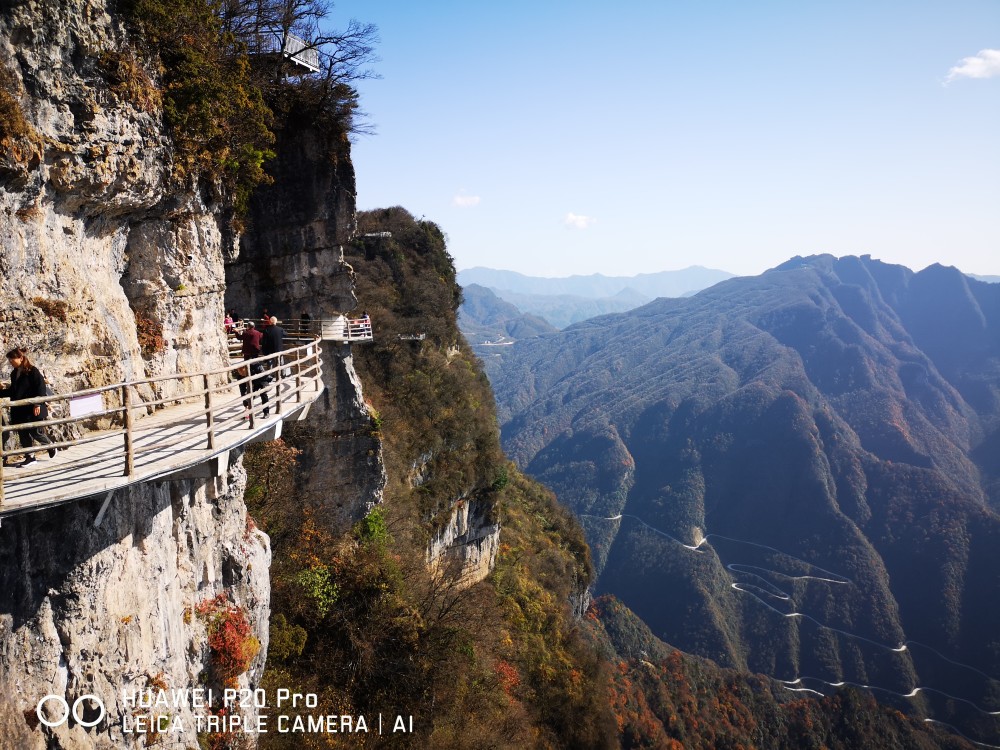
xmin=0 ymin=338 xmax=325 ymax=520
xmin=233 ymin=316 xmax=373 ymax=343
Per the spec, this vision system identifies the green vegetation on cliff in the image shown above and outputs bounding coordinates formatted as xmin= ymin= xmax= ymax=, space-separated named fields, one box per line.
xmin=349 ymin=207 xmax=506 ymax=524
xmin=123 ymin=0 xmax=275 ymax=213
xmin=244 ymin=207 xmax=618 ymax=748
xmin=242 ymin=209 xmax=973 ymax=748
xmin=120 ymin=0 xmax=375 ymax=216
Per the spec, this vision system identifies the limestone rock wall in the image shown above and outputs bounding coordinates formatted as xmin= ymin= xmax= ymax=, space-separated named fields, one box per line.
xmin=282 ymin=342 xmax=385 ymax=532
xmin=1 ymin=1 xmax=268 ymax=747
xmin=1 ymin=0 xmax=231 ymax=399
xmin=229 ymin=116 xmax=386 ymax=533
xmin=426 ymin=494 xmax=500 ymax=588
xmin=225 ymin=116 xmax=358 ymax=320
xmin=0 ymin=466 xmax=269 ymax=749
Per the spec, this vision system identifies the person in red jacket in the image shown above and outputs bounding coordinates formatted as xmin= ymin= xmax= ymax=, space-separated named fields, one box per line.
xmin=1 ymin=347 xmax=56 ymax=467
xmin=235 ymin=320 xmax=263 ymax=359
xmin=234 ymin=322 xmax=269 ymax=417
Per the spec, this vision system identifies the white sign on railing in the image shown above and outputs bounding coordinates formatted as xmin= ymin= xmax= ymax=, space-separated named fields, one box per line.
xmin=69 ymin=394 xmax=104 ymax=419
xmin=1 ymin=338 xmax=326 ymax=509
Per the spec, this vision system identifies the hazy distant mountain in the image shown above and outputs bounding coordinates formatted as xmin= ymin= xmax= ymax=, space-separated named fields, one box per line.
xmin=458 ymin=265 xmax=734 ymax=299
xmin=459 ymin=283 xmax=557 ymax=341
xmin=493 ymin=287 xmax=651 ymax=329
xmin=492 ymin=255 xmax=1000 ymax=743
xmin=458 ymin=284 xmax=557 ymax=380
xmin=970 ymin=274 xmax=1000 ymax=283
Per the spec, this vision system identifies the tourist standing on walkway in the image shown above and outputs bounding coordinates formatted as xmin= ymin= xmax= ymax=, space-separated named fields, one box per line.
xmin=234 ymin=321 xmax=268 ymax=417
xmin=0 ymin=347 xmax=55 ymax=467
xmin=260 ymin=316 xmax=287 ymax=415
xmin=261 ymin=316 xmax=286 ymax=360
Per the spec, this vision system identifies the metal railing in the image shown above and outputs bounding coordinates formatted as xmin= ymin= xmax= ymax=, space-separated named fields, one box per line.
xmin=0 ymin=338 xmax=323 ymax=506
xmin=252 ymin=30 xmax=320 ymax=73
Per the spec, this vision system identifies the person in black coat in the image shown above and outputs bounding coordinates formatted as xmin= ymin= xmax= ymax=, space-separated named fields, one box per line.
xmin=261 ymin=316 xmax=286 ymax=359
xmin=0 ymin=347 xmax=55 ymax=466
xmin=259 ymin=317 xmax=287 ymax=418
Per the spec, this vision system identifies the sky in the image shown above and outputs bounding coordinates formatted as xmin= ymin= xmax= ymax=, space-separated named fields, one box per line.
xmin=328 ymin=1 xmax=1000 ymax=278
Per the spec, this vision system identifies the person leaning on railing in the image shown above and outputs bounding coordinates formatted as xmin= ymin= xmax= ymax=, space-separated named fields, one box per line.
xmin=0 ymin=347 xmax=56 ymax=467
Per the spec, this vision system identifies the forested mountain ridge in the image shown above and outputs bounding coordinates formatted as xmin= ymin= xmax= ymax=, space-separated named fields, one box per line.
xmin=492 ymin=254 xmax=1000 ymax=744
xmin=256 ymin=223 xmax=977 ymax=748
xmin=459 ymin=283 xmax=557 ymax=342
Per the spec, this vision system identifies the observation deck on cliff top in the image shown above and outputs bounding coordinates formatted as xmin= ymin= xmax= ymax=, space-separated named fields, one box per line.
xmin=251 ymin=30 xmax=321 ymax=74
xmin=0 ymin=336 xmax=329 ymax=521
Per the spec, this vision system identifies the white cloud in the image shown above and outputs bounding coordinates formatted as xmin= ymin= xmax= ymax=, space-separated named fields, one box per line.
xmin=945 ymin=48 xmax=1000 ymax=83
xmin=452 ymin=192 xmax=481 ymax=207
xmin=564 ymin=212 xmax=596 ymax=229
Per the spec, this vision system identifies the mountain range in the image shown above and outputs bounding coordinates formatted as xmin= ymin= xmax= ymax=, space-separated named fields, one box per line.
xmin=489 ymin=254 xmax=1000 ymax=745
xmin=458 ymin=266 xmax=735 ymax=330
xmin=458 ymin=283 xmax=557 ymax=342
xmin=458 ymin=265 xmax=735 ymax=298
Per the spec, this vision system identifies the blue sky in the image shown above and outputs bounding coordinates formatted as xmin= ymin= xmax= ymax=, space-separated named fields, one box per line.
xmin=330 ymin=1 xmax=1000 ymax=278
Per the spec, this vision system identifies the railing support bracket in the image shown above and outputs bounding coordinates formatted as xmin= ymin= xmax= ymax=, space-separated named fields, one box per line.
xmin=94 ymin=490 xmax=115 ymax=527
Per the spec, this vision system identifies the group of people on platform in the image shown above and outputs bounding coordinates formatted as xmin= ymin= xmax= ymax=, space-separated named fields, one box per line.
xmin=225 ymin=309 xmax=313 ymax=337
xmin=232 ymin=314 xmax=287 ymax=420
xmin=1 ymin=308 xmax=322 ymax=470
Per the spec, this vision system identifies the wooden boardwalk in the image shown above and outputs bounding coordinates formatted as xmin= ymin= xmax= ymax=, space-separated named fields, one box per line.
xmin=0 ymin=341 xmax=325 ymax=521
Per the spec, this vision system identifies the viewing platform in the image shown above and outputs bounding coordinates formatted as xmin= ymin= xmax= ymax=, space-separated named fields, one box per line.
xmin=287 ymin=315 xmax=373 ymax=342
xmin=0 ymin=338 xmax=324 ymax=521
xmin=251 ymin=30 xmax=321 ymax=74
xmin=231 ymin=316 xmax=373 ymax=345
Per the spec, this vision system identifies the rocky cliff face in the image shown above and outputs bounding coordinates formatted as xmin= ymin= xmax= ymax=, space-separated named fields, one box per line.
xmin=1 ymin=1 xmax=268 ymax=746
xmin=0 ymin=469 xmax=269 ymax=750
xmin=1 ymin=0 xmax=231 ymax=397
xmin=228 ymin=113 xmax=385 ymax=533
xmin=224 ymin=112 xmax=357 ymax=320
xmin=282 ymin=342 xmax=385 ymax=531
xmin=425 ymin=493 xmax=500 ymax=588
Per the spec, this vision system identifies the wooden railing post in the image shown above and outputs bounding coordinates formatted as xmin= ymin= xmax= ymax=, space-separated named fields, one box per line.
xmin=295 ymin=346 xmax=303 ymax=402
xmin=0 ymin=413 xmax=6 ymax=506
xmin=122 ymin=384 xmax=135 ymax=477
xmin=203 ymin=373 xmax=215 ymax=449
xmin=274 ymin=355 xmax=283 ymax=416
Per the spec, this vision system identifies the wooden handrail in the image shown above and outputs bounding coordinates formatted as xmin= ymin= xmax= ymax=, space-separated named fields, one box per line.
xmin=122 ymin=383 xmax=134 ymax=476
xmin=232 ymin=318 xmax=374 ymax=342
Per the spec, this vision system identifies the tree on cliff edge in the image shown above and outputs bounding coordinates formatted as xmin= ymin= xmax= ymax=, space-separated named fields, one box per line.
xmin=218 ymin=0 xmax=379 ymax=90
xmin=124 ymin=0 xmax=378 ymax=215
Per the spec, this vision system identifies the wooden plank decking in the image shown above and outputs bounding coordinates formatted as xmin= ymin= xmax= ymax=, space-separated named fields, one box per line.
xmin=0 ymin=373 xmax=323 ymax=520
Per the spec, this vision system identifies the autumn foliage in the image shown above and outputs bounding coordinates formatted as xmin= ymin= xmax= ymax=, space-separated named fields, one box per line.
xmin=196 ymin=593 xmax=262 ymax=688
